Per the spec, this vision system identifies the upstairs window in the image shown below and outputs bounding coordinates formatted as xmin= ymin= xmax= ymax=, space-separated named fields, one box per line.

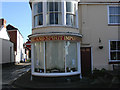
xmin=108 ymin=6 xmax=120 ymax=25
xmin=66 ymin=2 xmax=76 ymax=27
xmin=34 ymin=2 xmax=43 ymax=27
xmin=47 ymin=2 xmax=62 ymax=25
xmin=33 ymin=1 xmax=78 ymax=28
xmin=109 ymin=41 xmax=120 ymax=62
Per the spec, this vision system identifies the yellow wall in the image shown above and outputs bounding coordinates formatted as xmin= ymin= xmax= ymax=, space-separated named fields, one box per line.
xmin=32 ymin=26 xmax=79 ymax=34
xmin=79 ymin=4 xmax=119 ymax=70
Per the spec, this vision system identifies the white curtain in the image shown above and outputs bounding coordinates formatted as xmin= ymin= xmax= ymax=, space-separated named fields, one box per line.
xmin=34 ymin=42 xmax=44 ymax=69
xmin=46 ymin=41 xmax=65 ymax=70
xmin=66 ymin=41 xmax=77 ymax=71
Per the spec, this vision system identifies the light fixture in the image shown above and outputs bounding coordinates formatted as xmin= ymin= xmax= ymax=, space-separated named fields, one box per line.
xmin=98 ymin=38 xmax=103 ymax=49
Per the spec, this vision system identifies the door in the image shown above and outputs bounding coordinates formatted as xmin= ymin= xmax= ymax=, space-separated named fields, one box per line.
xmin=81 ymin=47 xmax=91 ymax=76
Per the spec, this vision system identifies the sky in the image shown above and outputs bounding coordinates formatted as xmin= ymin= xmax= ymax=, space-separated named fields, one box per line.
xmin=1 ymin=0 xmax=32 ymax=43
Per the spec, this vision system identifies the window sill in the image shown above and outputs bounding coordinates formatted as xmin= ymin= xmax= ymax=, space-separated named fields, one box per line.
xmin=108 ymin=24 xmax=120 ymax=26
xmin=33 ymin=25 xmax=79 ymax=30
xmin=109 ymin=60 xmax=120 ymax=64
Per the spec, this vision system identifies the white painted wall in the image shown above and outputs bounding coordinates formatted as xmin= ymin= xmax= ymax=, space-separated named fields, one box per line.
xmin=0 ymin=39 xmax=2 ymax=64
xmin=0 ymin=27 xmax=10 ymax=40
xmin=16 ymin=31 xmax=24 ymax=63
xmin=0 ymin=38 xmax=14 ymax=64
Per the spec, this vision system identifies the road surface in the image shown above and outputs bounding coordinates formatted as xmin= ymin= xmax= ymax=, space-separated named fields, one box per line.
xmin=1 ymin=63 xmax=31 ymax=89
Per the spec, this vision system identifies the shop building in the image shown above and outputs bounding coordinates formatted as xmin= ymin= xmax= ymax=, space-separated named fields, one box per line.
xmin=29 ymin=0 xmax=82 ymax=77
xmin=29 ymin=0 xmax=120 ymax=77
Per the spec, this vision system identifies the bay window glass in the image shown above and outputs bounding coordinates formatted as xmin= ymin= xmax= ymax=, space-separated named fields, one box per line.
xmin=38 ymin=2 xmax=43 ymax=13
xmin=34 ymin=42 xmax=44 ymax=73
xmin=33 ymin=40 xmax=79 ymax=73
xmin=46 ymin=41 xmax=65 ymax=73
xmin=65 ymin=41 xmax=77 ymax=72
xmin=34 ymin=16 xmax=38 ymax=27
xmin=66 ymin=2 xmax=76 ymax=27
xmin=34 ymin=2 xmax=43 ymax=27
xmin=47 ymin=2 xmax=62 ymax=25
xmin=66 ymin=2 xmax=75 ymax=13
xmin=34 ymin=3 xmax=38 ymax=15
xmin=66 ymin=14 xmax=75 ymax=27
xmin=33 ymin=1 xmax=78 ymax=28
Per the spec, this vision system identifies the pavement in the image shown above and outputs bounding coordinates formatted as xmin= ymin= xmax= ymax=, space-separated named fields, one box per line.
xmin=1 ymin=63 xmax=120 ymax=89
xmin=11 ymin=71 xmax=120 ymax=89
xmin=1 ymin=62 xmax=31 ymax=89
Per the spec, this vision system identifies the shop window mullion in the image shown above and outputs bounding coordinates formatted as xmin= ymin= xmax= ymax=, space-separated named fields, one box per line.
xmin=116 ymin=41 xmax=118 ymax=60
xmin=54 ymin=2 xmax=55 ymax=24
xmin=64 ymin=41 xmax=67 ymax=73
xmin=44 ymin=42 xmax=46 ymax=73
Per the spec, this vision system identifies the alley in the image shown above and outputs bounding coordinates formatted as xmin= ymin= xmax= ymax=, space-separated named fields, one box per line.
xmin=1 ymin=63 xmax=31 ymax=89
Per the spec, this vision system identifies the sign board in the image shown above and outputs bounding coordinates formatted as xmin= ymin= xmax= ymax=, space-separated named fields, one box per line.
xmin=31 ymin=35 xmax=81 ymax=42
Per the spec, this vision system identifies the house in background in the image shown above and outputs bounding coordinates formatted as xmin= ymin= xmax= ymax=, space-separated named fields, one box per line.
xmin=7 ymin=24 xmax=24 ymax=63
xmin=23 ymin=39 xmax=31 ymax=62
xmin=0 ymin=18 xmax=14 ymax=64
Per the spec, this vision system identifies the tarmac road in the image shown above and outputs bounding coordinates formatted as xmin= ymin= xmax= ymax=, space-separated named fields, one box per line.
xmin=1 ymin=63 xmax=31 ymax=89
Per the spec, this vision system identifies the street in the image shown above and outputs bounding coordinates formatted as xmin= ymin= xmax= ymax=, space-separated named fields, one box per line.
xmin=1 ymin=63 xmax=31 ymax=89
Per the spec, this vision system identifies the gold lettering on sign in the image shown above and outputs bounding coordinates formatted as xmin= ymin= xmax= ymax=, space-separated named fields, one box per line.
xmin=31 ymin=35 xmax=81 ymax=42
xmin=59 ymin=36 xmax=63 ymax=40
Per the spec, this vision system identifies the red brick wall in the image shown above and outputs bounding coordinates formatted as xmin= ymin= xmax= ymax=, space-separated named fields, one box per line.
xmin=7 ymin=31 xmax=17 ymax=52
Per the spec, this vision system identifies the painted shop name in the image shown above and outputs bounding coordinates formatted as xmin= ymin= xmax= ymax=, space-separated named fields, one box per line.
xmin=31 ymin=36 xmax=81 ymax=42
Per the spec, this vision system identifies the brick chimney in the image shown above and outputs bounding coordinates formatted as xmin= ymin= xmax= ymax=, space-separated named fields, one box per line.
xmin=0 ymin=19 xmax=7 ymax=28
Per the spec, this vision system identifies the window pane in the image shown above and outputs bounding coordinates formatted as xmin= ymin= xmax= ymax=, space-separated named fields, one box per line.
xmin=46 ymin=13 xmax=49 ymax=25
xmin=55 ymin=13 xmax=58 ymax=24
xmin=34 ymin=42 xmax=44 ymax=73
xmin=34 ymin=3 xmax=38 ymax=15
xmin=110 ymin=41 xmax=117 ymax=50
xmin=48 ymin=2 xmax=54 ymax=12
xmin=117 ymin=52 xmax=120 ymax=60
xmin=66 ymin=41 xmax=77 ymax=72
xmin=118 ymin=41 xmax=120 ymax=50
xmin=34 ymin=16 xmax=38 ymax=27
xmin=55 ymin=2 xmax=61 ymax=11
xmin=110 ymin=15 xmax=120 ymax=23
xmin=55 ymin=2 xmax=58 ymax=11
xmin=111 ymin=52 xmax=117 ymax=60
xmin=66 ymin=14 xmax=75 ymax=26
xmin=109 ymin=7 xmax=120 ymax=15
xmin=55 ymin=13 xmax=62 ymax=24
xmin=58 ymin=13 xmax=62 ymax=25
xmin=38 ymin=2 xmax=43 ymax=13
xmin=38 ymin=14 xmax=43 ymax=25
xmin=50 ymin=13 xmax=54 ymax=24
xmin=46 ymin=41 xmax=65 ymax=73
xmin=66 ymin=2 xmax=74 ymax=13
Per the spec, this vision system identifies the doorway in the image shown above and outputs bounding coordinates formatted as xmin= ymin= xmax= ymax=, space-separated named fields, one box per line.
xmin=81 ymin=47 xmax=92 ymax=76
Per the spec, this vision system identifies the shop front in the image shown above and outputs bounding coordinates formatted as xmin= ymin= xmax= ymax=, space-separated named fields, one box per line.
xmin=29 ymin=34 xmax=82 ymax=77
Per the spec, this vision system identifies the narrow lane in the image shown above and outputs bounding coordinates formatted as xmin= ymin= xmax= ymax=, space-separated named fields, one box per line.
xmin=2 ymin=63 xmax=31 ymax=89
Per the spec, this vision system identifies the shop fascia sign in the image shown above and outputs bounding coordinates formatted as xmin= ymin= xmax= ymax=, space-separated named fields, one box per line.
xmin=31 ymin=35 xmax=81 ymax=42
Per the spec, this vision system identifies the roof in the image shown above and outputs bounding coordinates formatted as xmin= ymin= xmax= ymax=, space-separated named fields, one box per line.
xmin=6 ymin=24 xmax=24 ymax=38
xmin=6 ymin=24 xmax=18 ymax=30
